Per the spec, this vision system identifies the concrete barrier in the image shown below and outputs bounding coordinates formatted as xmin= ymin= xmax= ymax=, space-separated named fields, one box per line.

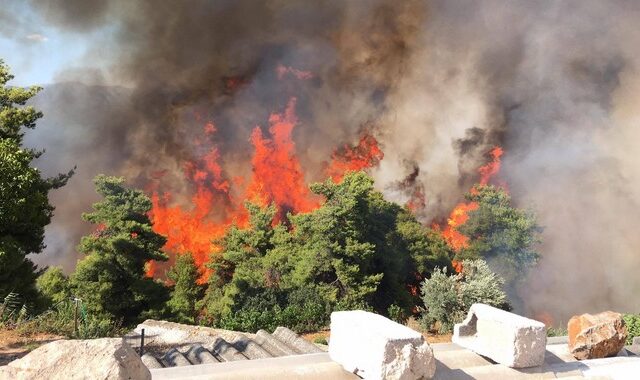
xmin=329 ymin=310 xmax=435 ymax=380
xmin=453 ymin=303 xmax=546 ymax=368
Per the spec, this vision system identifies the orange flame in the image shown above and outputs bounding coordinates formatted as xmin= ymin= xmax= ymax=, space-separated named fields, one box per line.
xmin=326 ymin=134 xmax=384 ymax=182
xmin=246 ymin=97 xmax=320 ymax=220
xmin=441 ymin=146 xmax=504 ymax=272
xmin=147 ymin=97 xmax=384 ymax=281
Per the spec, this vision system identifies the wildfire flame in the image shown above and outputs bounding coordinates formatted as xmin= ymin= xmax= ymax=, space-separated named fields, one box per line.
xmin=246 ymin=97 xmax=320 ymax=221
xmin=441 ymin=146 xmax=504 ymax=271
xmin=147 ymin=95 xmax=383 ymax=281
xmin=326 ymin=134 xmax=384 ymax=182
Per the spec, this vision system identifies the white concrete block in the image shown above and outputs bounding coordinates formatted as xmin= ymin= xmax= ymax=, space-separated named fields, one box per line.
xmin=329 ymin=310 xmax=435 ymax=380
xmin=453 ymin=303 xmax=546 ymax=368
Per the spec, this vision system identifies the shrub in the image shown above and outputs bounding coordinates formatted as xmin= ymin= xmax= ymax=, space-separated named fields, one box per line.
xmin=17 ymin=300 xmax=123 ymax=339
xmin=420 ymin=259 xmax=509 ymax=333
xmin=0 ymin=292 xmax=30 ymax=327
xmin=623 ymin=314 xmax=640 ymax=345
xmin=419 ymin=267 xmax=461 ymax=333
xmin=387 ymin=304 xmax=408 ymax=325
xmin=36 ymin=267 xmax=71 ymax=308
xmin=217 ymin=286 xmax=331 ymax=333
xmin=313 ymin=337 xmax=328 ymax=345
xmin=547 ymin=327 xmax=568 ymax=337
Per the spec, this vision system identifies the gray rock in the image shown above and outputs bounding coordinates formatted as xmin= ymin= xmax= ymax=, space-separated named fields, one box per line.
xmin=329 ymin=310 xmax=435 ymax=380
xmin=453 ymin=303 xmax=547 ymax=368
xmin=0 ymin=338 xmax=150 ymax=380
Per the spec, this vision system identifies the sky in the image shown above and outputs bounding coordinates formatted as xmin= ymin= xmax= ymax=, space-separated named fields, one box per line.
xmin=0 ymin=1 xmax=101 ymax=86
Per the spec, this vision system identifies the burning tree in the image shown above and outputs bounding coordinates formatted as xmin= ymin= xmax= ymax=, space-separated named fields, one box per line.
xmin=71 ymin=175 xmax=169 ymax=324
xmin=203 ymin=171 xmax=451 ymax=331
xmin=456 ymin=185 xmax=541 ymax=290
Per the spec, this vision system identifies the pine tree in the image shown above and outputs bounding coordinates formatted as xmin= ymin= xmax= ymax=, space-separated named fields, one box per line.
xmin=71 ymin=175 xmax=168 ymax=324
xmin=0 ymin=60 xmax=73 ymax=300
xmin=167 ymin=253 xmax=203 ymax=323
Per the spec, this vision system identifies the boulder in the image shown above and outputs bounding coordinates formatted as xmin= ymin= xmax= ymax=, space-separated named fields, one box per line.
xmin=329 ymin=310 xmax=435 ymax=380
xmin=0 ymin=338 xmax=150 ymax=380
xmin=568 ymin=311 xmax=627 ymax=360
xmin=452 ymin=303 xmax=547 ymax=368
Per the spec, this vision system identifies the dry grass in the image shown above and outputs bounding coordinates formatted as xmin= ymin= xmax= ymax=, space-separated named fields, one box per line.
xmin=0 ymin=327 xmax=63 ymax=366
xmin=299 ymin=317 xmax=453 ymax=345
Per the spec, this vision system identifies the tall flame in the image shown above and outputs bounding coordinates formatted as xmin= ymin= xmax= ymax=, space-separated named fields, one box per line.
xmin=442 ymin=146 xmax=504 ymax=271
xmin=246 ymin=97 xmax=320 ymax=221
xmin=147 ymin=96 xmax=384 ymax=281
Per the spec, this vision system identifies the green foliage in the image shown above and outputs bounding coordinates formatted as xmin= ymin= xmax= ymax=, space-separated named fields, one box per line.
xmin=313 ymin=337 xmax=328 ymax=345
xmin=623 ymin=314 xmax=640 ymax=345
xmin=217 ymin=287 xmax=331 ymax=333
xmin=204 ymin=172 xmax=451 ymax=332
xmin=17 ymin=299 xmax=123 ymax=339
xmin=0 ymin=292 xmax=29 ymax=326
xmin=0 ymin=60 xmax=73 ymax=301
xmin=36 ymin=267 xmax=71 ymax=307
xmin=458 ymin=185 xmax=541 ymax=287
xmin=71 ymin=175 xmax=169 ymax=325
xmin=547 ymin=326 xmax=568 ymax=337
xmin=420 ymin=259 xmax=509 ymax=333
xmin=387 ymin=304 xmax=408 ymax=324
xmin=167 ymin=253 xmax=203 ymax=324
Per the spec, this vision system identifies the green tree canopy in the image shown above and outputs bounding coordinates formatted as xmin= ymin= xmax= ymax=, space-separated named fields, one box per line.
xmin=457 ymin=185 xmax=541 ymax=286
xmin=36 ymin=266 xmax=71 ymax=307
xmin=167 ymin=252 xmax=203 ymax=324
xmin=0 ymin=60 xmax=73 ymax=301
xmin=204 ymin=172 xmax=451 ymax=331
xmin=71 ymin=175 xmax=168 ymax=324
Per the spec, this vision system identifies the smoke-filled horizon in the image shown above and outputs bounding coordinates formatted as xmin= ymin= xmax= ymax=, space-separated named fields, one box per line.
xmin=11 ymin=0 xmax=640 ymax=322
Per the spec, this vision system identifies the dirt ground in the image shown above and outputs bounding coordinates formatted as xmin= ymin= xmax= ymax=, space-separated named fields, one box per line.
xmin=0 ymin=328 xmax=63 ymax=366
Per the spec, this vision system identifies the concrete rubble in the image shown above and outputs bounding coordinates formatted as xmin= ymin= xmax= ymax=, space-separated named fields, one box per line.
xmin=453 ymin=303 xmax=547 ymax=368
xmin=0 ymin=338 xmax=150 ymax=380
xmin=568 ymin=311 xmax=628 ymax=360
xmin=329 ymin=310 xmax=436 ymax=380
xmin=2 ymin=308 xmax=640 ymax=379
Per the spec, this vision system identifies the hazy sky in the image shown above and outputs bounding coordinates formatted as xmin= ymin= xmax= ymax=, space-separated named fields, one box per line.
xmin=0 ymin=1 xmax=100 ymax=86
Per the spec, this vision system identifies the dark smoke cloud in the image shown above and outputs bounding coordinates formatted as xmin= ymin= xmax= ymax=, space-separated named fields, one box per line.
xmin=19 ymin=0 xmax=640 ymax=321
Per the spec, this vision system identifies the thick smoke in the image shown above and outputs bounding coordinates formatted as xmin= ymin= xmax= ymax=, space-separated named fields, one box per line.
xmin=14 ymin=0 xmax=640 ymax=320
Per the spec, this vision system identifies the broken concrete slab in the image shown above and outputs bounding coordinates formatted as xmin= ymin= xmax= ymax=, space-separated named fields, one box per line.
xmin=329 ymin=310 xmax=435 ymax=380
xmin=0 ymin=338 xmax=150 ymax=380
xmin=568 ymin=311 xmax=627 ymax=360
xmin=453 ymin=303 xmax=546 ymax=368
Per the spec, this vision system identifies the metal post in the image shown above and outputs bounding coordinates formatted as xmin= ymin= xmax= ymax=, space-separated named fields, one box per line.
xmin=73 ymin=298 xmax=79 ymax=337
xmin=140 ymin=328 xmax=145 ymax=357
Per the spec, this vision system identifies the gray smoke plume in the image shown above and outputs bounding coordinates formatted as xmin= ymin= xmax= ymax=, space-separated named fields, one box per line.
xmin=10 ymin=0 xmax=640 ymax=321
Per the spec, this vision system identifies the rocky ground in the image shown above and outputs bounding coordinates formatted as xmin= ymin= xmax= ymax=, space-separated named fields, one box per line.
xmin=0 ymin=328 xmax=63 ymax=366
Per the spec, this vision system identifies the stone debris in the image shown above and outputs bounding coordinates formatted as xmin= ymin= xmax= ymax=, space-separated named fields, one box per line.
xmin=329 ymin=310 xmax=435 ymax=380
xmin=0 ymin=338 xmax=150 ymax=380
xmin=568 ymin=311 xmax=627 ymax=360
xmin=452 ymin=303 xmax=546 ymax=368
